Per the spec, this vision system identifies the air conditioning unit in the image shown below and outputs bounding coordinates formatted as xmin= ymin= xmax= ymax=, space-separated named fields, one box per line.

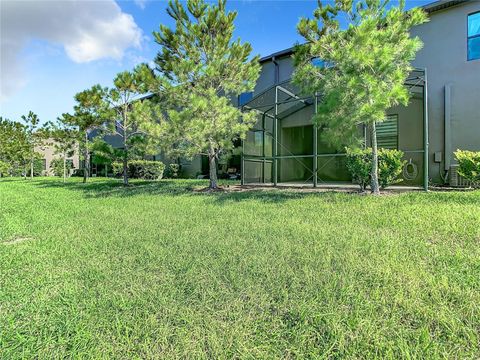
xmin=449 ymin=164 xmax=471 ymax=187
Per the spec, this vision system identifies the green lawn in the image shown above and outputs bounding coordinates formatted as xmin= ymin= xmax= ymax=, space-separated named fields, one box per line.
xmin=1 ymin=178 xmax=479 ymax=359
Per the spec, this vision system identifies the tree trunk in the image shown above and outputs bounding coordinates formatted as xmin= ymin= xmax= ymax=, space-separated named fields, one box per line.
xmin=83 ymin=131 xmax=89 ymax=183
xmin=122 ymin=137 xmax=128 ymax=186
xmin=105 ymin=164 xmax=108 ymax=178
xmin=370 ymin=122 xmax=380 ymax=195
xmin=122 ymin=156 xmax=128 ymax=186
xmin=30 ymin=158 xmax=34 ymax=180
xmin=122 ymin=111 xmax=129 ymax=186
xmin=208 ymin=151 xmax=218 ymax=189
xmin=63 ymin=156 xmax=66 ymax=183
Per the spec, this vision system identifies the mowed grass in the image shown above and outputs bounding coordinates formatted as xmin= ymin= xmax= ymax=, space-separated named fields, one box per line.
xmin=0 ymin=178 xmax=479 ymax=359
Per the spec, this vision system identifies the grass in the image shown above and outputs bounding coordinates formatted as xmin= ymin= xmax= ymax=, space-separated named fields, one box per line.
xmin=1 ymin=177 xmax=479 ymax=359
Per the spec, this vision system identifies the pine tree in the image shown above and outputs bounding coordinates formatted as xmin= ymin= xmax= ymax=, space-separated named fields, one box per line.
xmin=152 ymin=0 xmax=260 ymax=189
xmin=45 ymin=120 xmax=78 ymax=183
xmin=63 ymin=85 xmax=109 ymax=183
xmin=294 ymin=0 xmax=427 ymax=194
xmin=21 ymin=111 xmax=45 ymax=179
xmin=104 ymin=64 xmax=159 ymax=186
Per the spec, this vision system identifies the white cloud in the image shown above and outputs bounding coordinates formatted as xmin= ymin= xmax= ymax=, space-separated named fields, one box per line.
xmin=134 ymin=0 xmax=148 ymax=10
xmin=0 ymin=0 xmax=143 ymax=102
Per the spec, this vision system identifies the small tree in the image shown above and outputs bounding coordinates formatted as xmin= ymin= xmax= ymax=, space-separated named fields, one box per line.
xmin=63 ymin=85 xmax=108 ymax=183
xmin=91 ymin=138 xmax=116 ymax=177
xmin=104 ymin=65 xmax=159 ymax=186
xmin=0 ymin=160 xmax=9 ymax=177
xmin=152 ymin=0 xmax=260 ymax=189
xmin=50 ymin=158 xmax=74 ymax=178
xmin=293 ymin=0 xmax=427 ymax=194
xmin=21 ymin=111 xmax=46 ymax=179
xmin=45 ymin=120 xmax=78 ymax=182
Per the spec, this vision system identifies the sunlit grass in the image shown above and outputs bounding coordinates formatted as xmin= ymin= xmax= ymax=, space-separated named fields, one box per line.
xmin=1 ymin=177 xmax=479 ymax=358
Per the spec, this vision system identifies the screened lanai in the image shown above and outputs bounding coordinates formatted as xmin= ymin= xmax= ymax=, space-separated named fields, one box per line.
xmin=240 ymin=68 xmax=429 ymax=190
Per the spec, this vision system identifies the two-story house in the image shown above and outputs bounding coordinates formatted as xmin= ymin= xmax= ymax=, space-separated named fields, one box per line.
xmin=241 ymin=0 xmax=480 ymax=188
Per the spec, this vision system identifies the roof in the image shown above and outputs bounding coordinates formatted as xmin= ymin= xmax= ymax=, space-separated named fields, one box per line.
xmin=259 ymin=47 xmax=294 ymax=63
xmin=258 ymin=0 xmax=469 ymax=64
xmin=422 ymin=0 xmax=468 ymax=14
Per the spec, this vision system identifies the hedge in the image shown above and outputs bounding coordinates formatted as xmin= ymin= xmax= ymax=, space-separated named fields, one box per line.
xmin=113 ymin=160 xmax=165 ymax=180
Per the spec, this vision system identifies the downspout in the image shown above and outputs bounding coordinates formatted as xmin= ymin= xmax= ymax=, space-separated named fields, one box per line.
xmin=423 ymin=68 xmax=429 ymax=191
xmin=272 ymin=56 xmax=279 ymax=84
xmin=241 ymin=138 xmax=245 ymax=186
xmin=444 ymin=83 xmax=452 ymax=175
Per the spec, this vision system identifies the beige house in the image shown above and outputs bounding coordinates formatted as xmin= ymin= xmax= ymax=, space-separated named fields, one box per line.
xmin=35 ymin=139 xmax=80 ymax=176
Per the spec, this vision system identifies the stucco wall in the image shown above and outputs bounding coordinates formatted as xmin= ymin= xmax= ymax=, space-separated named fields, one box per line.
xmin=248 ymin=2 xmax=480 ymax=185
xmin=412 ymin=2 xmax=480 ymax=182
xmin=36 ymin=140 xmax=80 ymax=176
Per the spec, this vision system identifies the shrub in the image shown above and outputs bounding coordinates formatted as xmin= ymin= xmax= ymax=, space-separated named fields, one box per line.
xmin=113 ymin=160 xmax=165 ymax=180
xmin=345 ymin=147 xmax=406 ymax=191
xmin=164 ymin=163 xmax=180 ymax=179
xmin=33 ymin=159 xmax=45 ymax=176
xmin=454 ymin=150 xmax=480 ymax=187
xmin=378 ymin=149 xmax=406 ymax=189
xmin=0 ymin=160 xmax=10 ymax=177
xmin=345 ymin=147 xmax=371 ymax=191
xmin=50 ymin=158 xmax=74 ymax=177
xmin=112 ymin=162 xmax=123 ymax=177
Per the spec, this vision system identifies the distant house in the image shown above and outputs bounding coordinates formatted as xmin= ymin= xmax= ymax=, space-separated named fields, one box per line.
xmin=35 ymin=139 xmax=80 ymax=176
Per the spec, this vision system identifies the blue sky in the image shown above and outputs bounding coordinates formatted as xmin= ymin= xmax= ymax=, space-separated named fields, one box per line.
xmin=0 ymin=0 xmax=432 ymax=124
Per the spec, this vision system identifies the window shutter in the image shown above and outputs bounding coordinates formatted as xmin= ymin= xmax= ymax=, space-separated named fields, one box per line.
xmin=377 ymin=115 xmax=398 ymax=149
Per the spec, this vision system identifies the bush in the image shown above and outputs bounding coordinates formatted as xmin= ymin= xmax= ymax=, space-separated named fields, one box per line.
xmin=378 ymin=148 xmax=406 ymax=189
xmin=33 ymin=159 xmax=45 ymax=176
xmin=71 ymin=169 xmax=84 ymax=177
xmin=345 ymin=147 xmax=406 ymax=190
xmin=50 ymin=158 xmax=74 ymax=177
xmin=10 ymin=159 xmax=45 ymax=177
xmin=345 ymin=147 xmax=371 ymax=191
xmin=164 ymin=163 xmax=180 ymax=179
xmin=0 ymin=160 xmax=10 ymax=177
xmin=454 ymin=150 xmax=480 ymax=187
xmin=113 ymin=160 xmax=165 ymax=180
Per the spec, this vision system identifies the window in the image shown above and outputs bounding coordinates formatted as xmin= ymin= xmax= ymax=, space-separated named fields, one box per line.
xmin=468 ymin=12 xmax=480 ymax=61
xmin=311 ymin=57 xmax=334 ymax=68
xmin=238 ymin=92 xmax=253 ymax=106
xmin=312 ymin=58 xmax=325 ymax=68
xmin=377 ymin=115 xmax=398 ymax=149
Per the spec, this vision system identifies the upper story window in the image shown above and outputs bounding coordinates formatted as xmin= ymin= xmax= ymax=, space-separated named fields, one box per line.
xmin=468 ymin=12 xmax=480 ymax=61
xmin=311 ymin=58 xmax=333 ymax=68
xmin=238 ymin=92 xmax=253 ymax=106
xmin=311 ymin=58 xmax=325 ymax=68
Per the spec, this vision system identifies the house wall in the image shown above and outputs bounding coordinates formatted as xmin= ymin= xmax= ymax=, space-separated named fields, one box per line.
xmin=411 ymin=1 xmax=480 ymax=182
xmin=246 ymin=1 xmax=480 ymax=185
xmin=35 ymin=140 xmax=80 ymax=176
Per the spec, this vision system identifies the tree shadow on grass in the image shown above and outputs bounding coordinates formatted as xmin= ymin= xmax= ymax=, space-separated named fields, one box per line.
xmin=32 ymin=178 xmax=346 ymax=204
xmin=34 ymin=179 xmax=195 ymax=197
